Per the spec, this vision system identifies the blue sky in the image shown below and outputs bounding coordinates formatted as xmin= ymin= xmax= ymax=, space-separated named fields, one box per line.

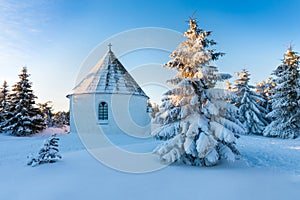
xmin=0 ymin=0 xmax=299 ymax=111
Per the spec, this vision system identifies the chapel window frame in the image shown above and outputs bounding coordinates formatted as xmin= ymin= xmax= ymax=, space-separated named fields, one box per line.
xmin=98 ymin=101 xmax=108 ymax=122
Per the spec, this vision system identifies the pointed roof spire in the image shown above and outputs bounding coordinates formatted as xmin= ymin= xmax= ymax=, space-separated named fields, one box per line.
xmin=71 ymin=46 xmax=148 ymax=98
xmin=108 ymin=43 xmax=112 ymax=52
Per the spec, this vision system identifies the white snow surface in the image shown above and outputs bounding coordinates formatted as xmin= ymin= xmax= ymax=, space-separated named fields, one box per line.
xmin=35 ymin=126 xmax=70 ymax=136
xmin=0 ymin=128 xmax=299 ymax=200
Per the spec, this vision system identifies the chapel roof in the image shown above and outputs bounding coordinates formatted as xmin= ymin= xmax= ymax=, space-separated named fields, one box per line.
xmin=71 ymin=45 xmax=148 ymax=97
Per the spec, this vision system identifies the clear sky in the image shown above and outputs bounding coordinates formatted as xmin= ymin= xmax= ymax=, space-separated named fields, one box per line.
xmin=0 ymin=0 xmax=299 ymax=111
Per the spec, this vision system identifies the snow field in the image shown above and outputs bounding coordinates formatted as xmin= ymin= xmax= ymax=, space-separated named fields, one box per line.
xmin=0 ymin=130 xmax=300 ymax=200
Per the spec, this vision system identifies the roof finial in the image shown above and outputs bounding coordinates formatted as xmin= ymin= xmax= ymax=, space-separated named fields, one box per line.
xmin=288 ymin=41 xmax=293 ymax=51
xmin=108 ymin=43 xmax=112 ymax=52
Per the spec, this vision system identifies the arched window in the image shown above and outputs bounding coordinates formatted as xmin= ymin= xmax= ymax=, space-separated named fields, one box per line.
xmin=98 ymin=102 xmax=108 ymax=120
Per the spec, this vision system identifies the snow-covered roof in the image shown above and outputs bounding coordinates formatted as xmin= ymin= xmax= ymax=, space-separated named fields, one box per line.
xmin=71 ymin=48 xmax=148 ymax=98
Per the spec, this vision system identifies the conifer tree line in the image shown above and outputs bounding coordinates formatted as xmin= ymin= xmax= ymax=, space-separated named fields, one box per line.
xmin=227 ymin=46 xmax=300 ymax=139
xmin=0 ymin=67 xmax=70 ymax=136
xmin=152 ymin=17 xmax=300 ymax=167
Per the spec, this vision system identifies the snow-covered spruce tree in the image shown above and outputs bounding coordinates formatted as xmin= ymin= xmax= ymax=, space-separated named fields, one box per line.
xmin=225 ymin=81 xmax=233 ymax=92
xmin=263 ymin=47 xmax=300 ymax=139
xmin=152 ymin=18 xmax=244 ymax=166
xmin=38 ymin=101 xmax=55 ymax=127
xmin=224 ymin=80 xmax=239 ymax=104
xmin=153 ymin=94 xmax=181 ymax=140
xmin=255 ymin=77 xmax=276 ymax=114
xmin=151 ymin=103 xmax=160 ymax=119
xmin=27 ymin=134 xmax=62 ymax=167
xmin=234 ymin=69 xmax=268 ymax=135
xmin=232 ymin=70 xmax=251 ymax=108
xmin=2 ymin=67 xmax=46 ymax=136
xmin=0 ymin=81 xmax=11 ymax=131
xmin=53 ymin=111 xmax=70 ymax=127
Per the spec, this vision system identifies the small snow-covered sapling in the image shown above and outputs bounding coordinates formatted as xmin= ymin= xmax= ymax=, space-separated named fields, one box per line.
xmin=27 ymin=134 xmax=62 ymax=167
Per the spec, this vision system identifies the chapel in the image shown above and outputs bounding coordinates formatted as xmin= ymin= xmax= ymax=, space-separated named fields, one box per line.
xmin=68 ymin=44 xmax=151 ymax=135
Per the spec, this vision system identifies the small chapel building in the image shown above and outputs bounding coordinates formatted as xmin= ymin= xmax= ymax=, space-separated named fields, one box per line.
xmin=67 ymin=44 xmax=151 ymax=135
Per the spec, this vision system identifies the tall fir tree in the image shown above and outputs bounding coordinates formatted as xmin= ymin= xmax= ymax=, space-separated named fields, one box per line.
xmin=38 ymin=101 xmax=54 ymax=127
xmin=224 ymin=80 xmax=239 ymax=104
xmin=53 ymin=111 xmax=70 ymax=127
xmin=153 ymin=94 xmax=180 ymax=140
xmin=234 ymin=69 xmax=268 ymax=135
xmin=0 ymin=81 xmax=10 ymax=130
xmin=151 ymin=103 xmax=160 ymax=119
xmin=255 ymin=77 xmax=276 ymax=114
xmin=2 ymin=67 xmax=46 ymax=136
xmin=152 ymin=18 xmax=244 ymax=167
xmin=225 ymin=81 xmax=233 ymax=92
xmin=263 ymin=47 xmax=300 ymax=139
xmin=232 ymin=70 xmax=250 ymax=108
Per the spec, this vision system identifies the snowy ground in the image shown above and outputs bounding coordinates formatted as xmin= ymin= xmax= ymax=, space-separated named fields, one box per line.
xmin=238 ymin=135 xmax=300 ymax=175
xmin=0 ymin=128 xmax=299 ymax=200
